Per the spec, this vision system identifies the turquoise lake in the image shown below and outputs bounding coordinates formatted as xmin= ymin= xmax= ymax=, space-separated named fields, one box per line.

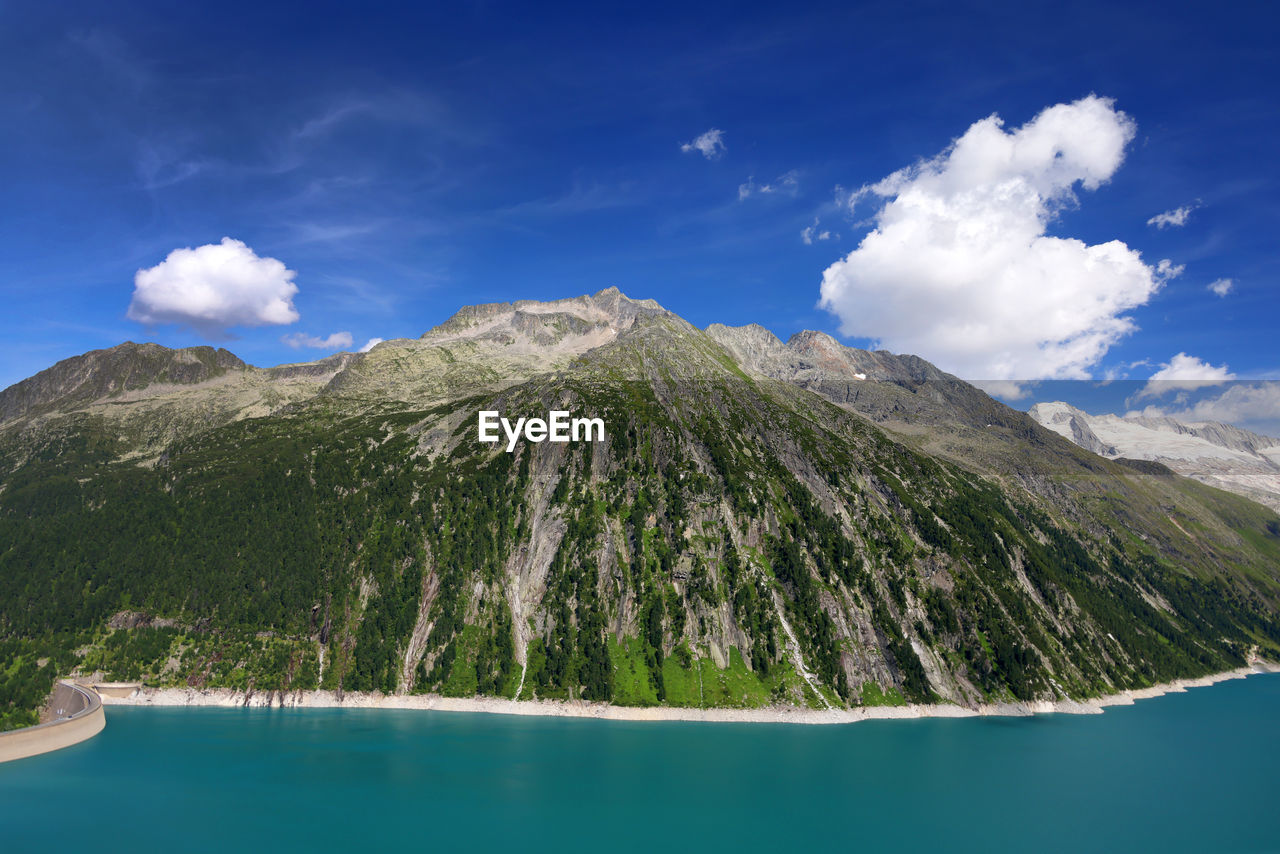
xmin=2 ymin=675 xmax=1278 ymax=853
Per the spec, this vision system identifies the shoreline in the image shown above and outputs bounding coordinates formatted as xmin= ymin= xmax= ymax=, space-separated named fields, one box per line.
xmin=96 ymin=661 xmax=1278 ymax=725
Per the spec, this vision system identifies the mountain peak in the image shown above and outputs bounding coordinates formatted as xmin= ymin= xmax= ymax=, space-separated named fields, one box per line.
xmin=786 ymin=329 xmax=841 ymax=351
xmin=785 ymin=330 xmax=882 ymax=379
xmin=0 ymin=341 xmax=248 ymax=424
xmin=1028 ymin=401 xmax=1118 ymax=457
xmin=427 ymin=288 xmax=669 ymax=340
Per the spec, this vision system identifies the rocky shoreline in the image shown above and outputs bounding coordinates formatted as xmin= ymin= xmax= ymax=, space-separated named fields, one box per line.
xmin=96 ymin=661 xmax=1278 ymax=725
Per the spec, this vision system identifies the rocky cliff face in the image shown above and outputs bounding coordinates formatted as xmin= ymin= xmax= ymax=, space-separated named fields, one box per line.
xmin=2 ymin=290 xmax=1279 ymax=713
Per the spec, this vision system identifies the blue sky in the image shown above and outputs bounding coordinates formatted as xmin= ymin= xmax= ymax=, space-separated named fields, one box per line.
xmin=1 ymin=1 xmax=1276 ymax=426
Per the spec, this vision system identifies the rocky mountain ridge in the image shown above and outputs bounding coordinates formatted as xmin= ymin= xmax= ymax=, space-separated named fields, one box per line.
xmin=0 ymin=342 xmax=247 ymax=423
xmin=0 ymin=289 xmax=668 ymax=456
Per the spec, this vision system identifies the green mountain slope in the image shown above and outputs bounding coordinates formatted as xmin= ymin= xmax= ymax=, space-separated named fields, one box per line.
xmin=2 ymin=289 xmax=1278 ymax=727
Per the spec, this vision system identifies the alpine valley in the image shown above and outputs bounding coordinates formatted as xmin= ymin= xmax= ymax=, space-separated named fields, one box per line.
xmin=3 ymin=288 xmax=1279 ymax=727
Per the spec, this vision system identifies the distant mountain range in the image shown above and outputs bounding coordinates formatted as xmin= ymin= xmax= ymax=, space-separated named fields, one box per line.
xmin=1029 ymin=401 xmax=1280 ymax=513
xmin=2 ymin=288 xmax=1278 ymax=728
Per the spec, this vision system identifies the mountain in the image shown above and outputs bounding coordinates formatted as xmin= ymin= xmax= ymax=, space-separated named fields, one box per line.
xmin=2 ymin=288 xmax=1279 ymax=728
xmin=0 ymin=342 xmax=247 ymax=422
xmin=1029 ymin=401 xmax=1280 ymax=513
xmin=0 ymin=341 xmax=356 ymax=466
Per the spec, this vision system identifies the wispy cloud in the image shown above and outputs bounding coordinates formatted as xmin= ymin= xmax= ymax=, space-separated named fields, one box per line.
xmin=66 ymin=29 xmax=151 ymax=93
xmin=134 ymin=140 xmax=210 ymax=190
xmin=738 ymin=170 xmax=798 ymax=201
xmin=1208 ymin=277 xmax=1234 ymax=297
xmin=680 ymin=128 xmax=725 ymax=160
xmin=310 ymin=275 xmax=399 ymax=315
xmin=1147 ymin=203 xmax=1199 ymax=229
xmin=282 ymin=330 xmax=354 ymax=350
xmin=295 ymin=102 xmax=378 ymax=140
xmin=283 ymin=220 xmax=388 ymax=245
xmin=801 ymin=217 xmax=835 ymax=244
xmin=1098 ymin=358 xmax=1154 ymax=382
xmin=290 ymin=90 xmax=484 ymax=148
xmin=498 ymin=182 xmax=639 ymax=218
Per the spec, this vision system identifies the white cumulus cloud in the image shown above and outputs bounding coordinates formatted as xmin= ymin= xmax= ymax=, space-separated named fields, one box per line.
xmin=282 ymin=331 xmax=354 ymax=350
xmin=1147 ymin=204 xmax=1197 ymax=229
xmin=819 ymin=95 xmax=1173 ymax=382
xmin=128 ymin=237 xmax=300 ymax=335
xmin=680 ymin=128 xmax=725 ymax=160
xmin=358 ymin=337 xmax=384 ymax=353
xmin=1134 ymin=352 xmax=1235 ymax=399
xmin=1208 ymin=278 xmax=1234 ymax=297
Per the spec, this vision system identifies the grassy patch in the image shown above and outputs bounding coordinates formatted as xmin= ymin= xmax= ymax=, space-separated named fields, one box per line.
xmin=441 ymin=624 xmax=484 ymax=698
xmin=696 ymin=646 xmax=772 ymax=708
xmin=609 ymin=636 xmax=659 ymax=706
xmin=858 ymin=680 xmax=907 ymax=706
xmin=659 ymin=645 xmax=705 ymax=707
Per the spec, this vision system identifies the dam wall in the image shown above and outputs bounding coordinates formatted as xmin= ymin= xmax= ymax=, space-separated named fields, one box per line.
xmin=0 ymin=681 xmax=105 ymax=763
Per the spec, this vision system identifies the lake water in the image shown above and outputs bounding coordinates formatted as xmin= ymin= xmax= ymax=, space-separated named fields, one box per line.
xmin=2 ymin=675 xmax=1278 ymax=853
